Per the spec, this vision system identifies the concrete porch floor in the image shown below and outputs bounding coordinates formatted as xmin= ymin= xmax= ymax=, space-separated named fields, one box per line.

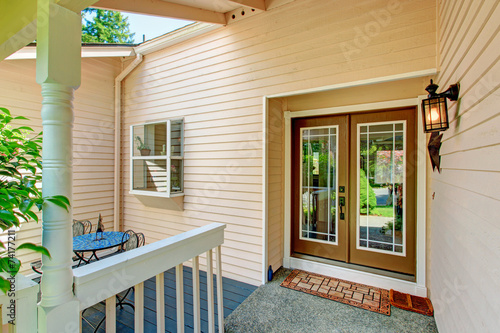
xmin=225 ymin=268 xmax=438 ymax=333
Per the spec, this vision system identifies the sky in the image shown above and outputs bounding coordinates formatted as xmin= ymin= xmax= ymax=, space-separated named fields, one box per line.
xmin=123 ymin=12 xmax=193 ymax=44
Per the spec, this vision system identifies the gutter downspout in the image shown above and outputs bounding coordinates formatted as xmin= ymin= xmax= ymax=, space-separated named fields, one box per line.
xmin=114 ymin=54 xmax=143 ymax=231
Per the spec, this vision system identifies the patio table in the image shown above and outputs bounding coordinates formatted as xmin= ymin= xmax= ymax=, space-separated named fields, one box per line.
xmin=73 ymin=231 xmax=129 ymax=266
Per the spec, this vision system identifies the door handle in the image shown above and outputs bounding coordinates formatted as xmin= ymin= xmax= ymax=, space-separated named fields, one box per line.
xmin=339 ymin=196 xmax=345 ymax=220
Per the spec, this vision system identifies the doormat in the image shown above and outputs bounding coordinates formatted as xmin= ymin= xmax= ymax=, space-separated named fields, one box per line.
xmin=281 ymin=269 xmax=390 ymax=315
xmin=390 ymin=289 xmax=434 ymax=316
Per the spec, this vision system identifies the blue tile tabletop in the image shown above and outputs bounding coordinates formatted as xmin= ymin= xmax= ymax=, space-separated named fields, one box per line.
xmin=73 ymin=231 xmax=129 ymax=252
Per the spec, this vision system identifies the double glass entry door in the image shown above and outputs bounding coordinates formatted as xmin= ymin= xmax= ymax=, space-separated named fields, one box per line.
xmin=291 ymin=109 xmax=416 ymax=275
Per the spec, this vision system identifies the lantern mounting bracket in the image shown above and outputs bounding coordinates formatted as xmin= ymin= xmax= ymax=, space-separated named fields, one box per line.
xmin=421 ymin=79 xmax=460 ymax=172
xmin=426 ymin=79 xmax=460 ymax=101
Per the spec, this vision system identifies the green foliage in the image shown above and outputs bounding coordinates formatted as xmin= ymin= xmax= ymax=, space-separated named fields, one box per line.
xmin=359 ymin=169 xmax=379 ymax=215
xmin=374 ymin=205 xmax=394 ymax=217
xmin=135 ymin=136 xmax=149 ymax=150
xmin=0 ymin=108 xmax=44 ymax=230
xmin=0 ymin=107 xmax=69 ymax=294
xmin=82 ymin=8 xmax=135 ymax=44
xmin=302 ymin=149 xmax=337 ymax=218
xmin=380 ymin=215 xmax=403 ymax=234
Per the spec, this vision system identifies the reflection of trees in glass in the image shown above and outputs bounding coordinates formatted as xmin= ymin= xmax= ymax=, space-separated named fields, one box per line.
xmin=360 ymin=136 xmax=403 ymax=187
xmin=380 ymin=215 xmax=403 ymax=234
xmin=359 ymin=169 xmax=379 ymax=215
xmin=359 ymin=142 xmax=379 ymax=186
xmin=375 ymin=150 xmax=404 ymax=184
xmin=302 ymin=141 xmax=336 ymax=218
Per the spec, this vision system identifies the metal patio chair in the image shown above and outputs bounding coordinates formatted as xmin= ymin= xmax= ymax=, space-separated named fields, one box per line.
xmin=31 ymin=219 xmax=93 ymax=276
xmin=73 ymin=219 xmax=92 ymax=234
xmin=90 ymin=230 xmax=146 ymax=332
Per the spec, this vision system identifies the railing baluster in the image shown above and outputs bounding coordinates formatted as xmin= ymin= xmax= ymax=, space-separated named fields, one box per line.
xmin=176 ymin=264 xmax=185 ymax=332
xmin=206 ymin=249 xmax=215 ymax=333
xmin=156 ymin=272 xmax=165 ymax=333
xmin=71 ymin=224 xmax=226 ymax=333
xmin=135 ymin=282 xmax=144 ymax=333
xmin=216 ymin=245 xmax=224 ymax=333
xmin=193 ymin=256 xmax=201 ymax=333
xmin=105 ymin=295 xmax=116 ymax=332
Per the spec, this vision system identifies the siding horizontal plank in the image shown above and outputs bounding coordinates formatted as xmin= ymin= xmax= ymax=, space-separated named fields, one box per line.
xmin=0 ymin=57 xmax=121 ymax=274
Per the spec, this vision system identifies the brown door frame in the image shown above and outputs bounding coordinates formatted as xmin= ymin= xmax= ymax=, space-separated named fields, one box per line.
xmin=290 ymin=108 xmax=417 ymax=275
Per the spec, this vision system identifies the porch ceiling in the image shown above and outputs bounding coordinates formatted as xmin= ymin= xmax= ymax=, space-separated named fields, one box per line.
xmin=90 ymin=0 xmax=267 ymax=24
xmin=1 ymin=0 xmax=270 ymax=61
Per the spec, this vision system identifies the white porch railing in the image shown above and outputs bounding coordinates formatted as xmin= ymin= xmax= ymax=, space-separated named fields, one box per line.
xmin=0 ymin=273 xmax=38 ymax=332
xmin=72 ymin=222 xmax=226 ymax=333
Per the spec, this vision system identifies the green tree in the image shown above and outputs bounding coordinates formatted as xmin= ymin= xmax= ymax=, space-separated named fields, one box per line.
xmin=82 ymin=8 xmax=135 ymax=44
xmin=0 ymin=108 xmax=69 ymax=293
xmin=359 ymin=169 xmax=378 ymax=215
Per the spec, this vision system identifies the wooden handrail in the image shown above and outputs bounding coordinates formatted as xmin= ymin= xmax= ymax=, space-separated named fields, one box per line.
xmin=73 ymin=223 xmax=225 ymax=309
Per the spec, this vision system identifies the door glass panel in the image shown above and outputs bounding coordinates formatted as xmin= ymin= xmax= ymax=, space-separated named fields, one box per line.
xmin=357 ymin=122 xmax=405 ymax=255
xmin=301 ymin=127 xmax=338 ymax=243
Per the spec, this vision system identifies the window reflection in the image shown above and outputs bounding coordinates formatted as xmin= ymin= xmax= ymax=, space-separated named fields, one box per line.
xmin=358 ymin=122 xmax=405 ymax=254
xmin=301 ymin=127 xmax=338 ymax=244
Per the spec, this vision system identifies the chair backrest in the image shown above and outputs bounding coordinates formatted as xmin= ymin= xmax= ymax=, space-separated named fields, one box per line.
xmin=122 ymin=230 xmax=138 ymax=252
xmin=73 ymin=219 xmax=93 ymax=234
xmin=72 ymin=221 xmax=85 ymax=237
xmin=136 ymin=232 xmax=146 ymax=247
xmin=121 ymin=230 xmax=146 ymax=252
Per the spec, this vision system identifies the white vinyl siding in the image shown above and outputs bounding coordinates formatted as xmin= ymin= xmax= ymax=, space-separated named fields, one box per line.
xmin=0 ymin=57 xmax=121 ymax=275
xmin=430 ymin=1 xmax=500 ymax=332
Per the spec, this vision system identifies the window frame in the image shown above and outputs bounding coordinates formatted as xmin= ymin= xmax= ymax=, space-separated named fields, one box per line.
xmin=129 ymin=119 xmax=184 ymax=198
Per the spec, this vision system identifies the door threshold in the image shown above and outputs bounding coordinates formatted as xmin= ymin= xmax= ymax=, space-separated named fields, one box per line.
xmin=292 ymin=253 xmax=415 ymax=282
xmin=285 ymin=255 xmax=427 ymax=296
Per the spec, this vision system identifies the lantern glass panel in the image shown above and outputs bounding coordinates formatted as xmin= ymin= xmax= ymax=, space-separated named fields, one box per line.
xmin=422 ymin=96 xmax=449 ymax=132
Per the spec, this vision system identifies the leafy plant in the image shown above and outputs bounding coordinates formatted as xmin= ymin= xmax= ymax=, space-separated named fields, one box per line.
xmin=380 ymin=215 xmax=403 ymax=235
xmin=359 ymin=169 xmax=379 ymax=215
xmin=0 ymin=107 xmax=70 ymax=293
xmin=135 ymin=136 xmax=150 ymax=150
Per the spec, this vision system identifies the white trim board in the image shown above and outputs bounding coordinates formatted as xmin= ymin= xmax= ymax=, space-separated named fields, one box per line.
xmin=134 ymin=23 xmax=218 ymax=56
xmin=5 ymin=45 xmax=136 ymax=60
xmin=282 ymin=97 xmax=428 ymax=297
xmin=262 ymin=96 xmax=269 ymax=284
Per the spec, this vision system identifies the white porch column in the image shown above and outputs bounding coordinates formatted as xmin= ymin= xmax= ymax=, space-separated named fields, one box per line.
xmin=36 ymin=1 xmax=82 ymax=332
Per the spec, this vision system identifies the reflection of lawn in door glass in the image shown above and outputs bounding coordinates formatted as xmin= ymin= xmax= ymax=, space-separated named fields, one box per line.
xmin=359 ymin=185 xmax=403 ymax=252
xmin=373 ymin=205 xmax=394 ymax=217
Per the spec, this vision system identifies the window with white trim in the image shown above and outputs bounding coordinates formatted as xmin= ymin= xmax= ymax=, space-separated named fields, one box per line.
xmin=130 ymin=119 xmax=183 ymax=197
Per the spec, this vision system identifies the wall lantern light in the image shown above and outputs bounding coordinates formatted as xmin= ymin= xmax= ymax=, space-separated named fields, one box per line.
xmin=421 ymin=79 xmax=460 ymax=133
xmin=421 ymin=79 xmax=460 ymax=172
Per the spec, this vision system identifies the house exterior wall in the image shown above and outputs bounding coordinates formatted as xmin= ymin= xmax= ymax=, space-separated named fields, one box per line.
xmin=0 ymin=57 xmax=121 ymax=274
xmin=430 ymin=1 xmax=500 ymax=331
xmin=122 ymin=0 xmax=437 ymax=285
xmin=267 ymin=98 xmax=285 ymax=272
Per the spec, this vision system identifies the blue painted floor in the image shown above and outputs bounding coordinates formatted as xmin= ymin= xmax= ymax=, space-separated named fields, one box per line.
xmin=81 ymin=266 xmax=258 ymax=332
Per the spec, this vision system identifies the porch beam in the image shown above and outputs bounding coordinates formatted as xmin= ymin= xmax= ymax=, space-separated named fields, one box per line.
xmin=228 ymin=0 xmax=266 ymax=11
xmin=56 ymin=0 xmax=100 ymax=13
xmin=0 ymin=0 xmax=37 ymax=61
xmin=92 ymin=0 xmax=227 ymax=25
xmin=36 ymin=0 xmax=81 ymax=332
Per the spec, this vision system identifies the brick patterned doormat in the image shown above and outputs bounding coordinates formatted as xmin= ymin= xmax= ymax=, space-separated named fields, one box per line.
xmin=281 ymin=270 xmax=391 ymax=315
xmin=390 ymin=289 xmax=434 ymax=316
